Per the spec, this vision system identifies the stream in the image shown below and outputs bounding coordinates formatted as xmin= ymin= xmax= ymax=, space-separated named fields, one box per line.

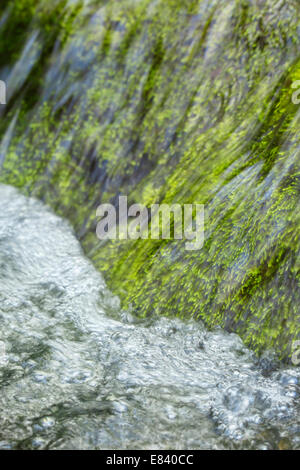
xmin=0 ymin=184 xmax=299 ymax=450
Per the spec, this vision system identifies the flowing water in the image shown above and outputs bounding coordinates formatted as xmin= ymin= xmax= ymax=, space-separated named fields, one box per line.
xmin=0 ymin=0 xmax=299 ymax=360
xmin=0 ymin=185 xmax=299 ymax=450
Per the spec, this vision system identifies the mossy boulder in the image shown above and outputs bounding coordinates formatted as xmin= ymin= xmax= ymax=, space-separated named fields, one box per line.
xmin=0 ymin=0 xmax=299 ymax=361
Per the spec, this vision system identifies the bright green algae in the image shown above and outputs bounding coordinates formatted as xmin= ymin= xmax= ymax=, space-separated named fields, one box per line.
xmin=0 ymin=0 xmax=299 ymax=361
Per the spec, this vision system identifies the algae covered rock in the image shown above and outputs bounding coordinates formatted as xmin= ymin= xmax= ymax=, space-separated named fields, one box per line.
xmin=0 ymin=0 xmax=299 ymax=360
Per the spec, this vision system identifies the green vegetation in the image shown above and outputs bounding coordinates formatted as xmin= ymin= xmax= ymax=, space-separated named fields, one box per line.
xmin=0 ymin=0 xmax=299 ymax=361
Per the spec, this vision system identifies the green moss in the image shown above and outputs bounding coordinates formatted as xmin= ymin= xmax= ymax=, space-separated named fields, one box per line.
xmin=0 ymin=0 xmax=299 ymax=362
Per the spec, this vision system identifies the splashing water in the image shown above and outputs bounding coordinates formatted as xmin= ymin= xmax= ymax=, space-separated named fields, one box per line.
xmin=0 ymin=0 xmax=299 ymax=358
xmin=0 ymin=185 xmax=299 ymax=450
